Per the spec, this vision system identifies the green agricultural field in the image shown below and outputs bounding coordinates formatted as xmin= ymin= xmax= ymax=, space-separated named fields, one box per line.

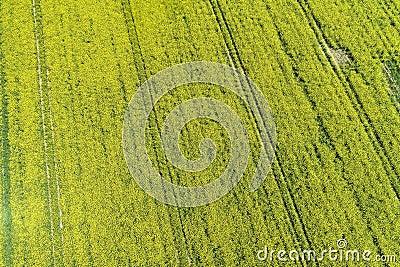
xmin=1 ymin=0 xmax=399 ymax=266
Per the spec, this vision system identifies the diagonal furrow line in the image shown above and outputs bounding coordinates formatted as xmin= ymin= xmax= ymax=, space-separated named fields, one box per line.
xmin=120 ymin=1 xmax=192 ymax=265
xmin=32 ymin=0 xmax=65 ymax=266
xmin=207 ymin=1 xmax=312 ymax=266
xmin=293 ymin=0 xmax=396 ymax=263
xmin=264 ymin=11 xmax=349 ymax=257
xmin=263 ymin=2 xmax=392 ymax=262
xmin=295 ymin=0 xmax=400 ymax=200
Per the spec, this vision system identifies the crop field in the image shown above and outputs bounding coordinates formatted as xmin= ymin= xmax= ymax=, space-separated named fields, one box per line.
xmin=1 ymin=0 xmax=400 ymax=266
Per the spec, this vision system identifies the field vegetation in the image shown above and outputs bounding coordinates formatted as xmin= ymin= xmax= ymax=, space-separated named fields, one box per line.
xmin=0 ymin=0 xmax=399 ymax=266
